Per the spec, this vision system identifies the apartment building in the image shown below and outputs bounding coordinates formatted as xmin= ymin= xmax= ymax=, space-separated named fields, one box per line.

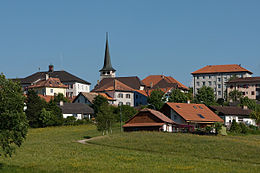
xmin=191 ymin=64 xmax=252 ymax=99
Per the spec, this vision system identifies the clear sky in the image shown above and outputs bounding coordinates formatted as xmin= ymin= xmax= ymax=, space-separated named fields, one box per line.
xmin=1 ymin=0 xmax=260 ymax=88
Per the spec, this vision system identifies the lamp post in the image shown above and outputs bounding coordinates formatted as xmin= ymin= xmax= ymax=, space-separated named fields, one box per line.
xmin=120 ymin=104 xmax=122 ymax=132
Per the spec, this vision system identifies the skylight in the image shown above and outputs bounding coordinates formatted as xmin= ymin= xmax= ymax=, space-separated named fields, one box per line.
xmin=193 ymin=106 xmax=197 ymax=109
xmin=197 ymin=114 xmax=205 ymax=119
xmin=199 ymin=106 xmax=203 ymax=109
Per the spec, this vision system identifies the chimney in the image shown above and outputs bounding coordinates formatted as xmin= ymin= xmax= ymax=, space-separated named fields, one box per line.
xmin=49 ymin=65 xmax=54 ymax=72
xmin=242 ymin=105 xmax=248 ymax=110
xmin=59 ymin=100 xmax=64 ymax=106
xmin=45 ymin=74 xmax=49 ymax=80
xmin=150 ymin=82 xmax=153 ymax=88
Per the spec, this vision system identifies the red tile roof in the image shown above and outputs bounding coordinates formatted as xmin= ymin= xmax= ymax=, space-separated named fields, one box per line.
xmin=38 ymin=95 xmax=54 ymax=102
xmin=142 ymin=75 xmax=188 ymax=90
xmin=191 ymin=64 xmax=252 ymax=75
xmin=125 ymin=108 xmax=174 ymax=124
xmin=28 ymin=78 xmax=68 ymax=89
xmin=147 ymin=87 xmax=172 ymax=96
xmin=165 ymin=102 xmax=224 ymax=123
xmin=134 ymin=90 xmax=148 ymax=97
xmin=227 ymin=77 xmax=260 ymax=84
xmin=94 ymin=79 xmax=134 ymax=92
xmin=123 ymin=123 xmax=165 ymax=127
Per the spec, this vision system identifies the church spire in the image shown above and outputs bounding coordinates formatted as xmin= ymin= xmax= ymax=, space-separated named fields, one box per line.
xmin=99 ymin=32 xmax=116 ymax=80
xmin=99 ymin=32 xmax=116 ymax=72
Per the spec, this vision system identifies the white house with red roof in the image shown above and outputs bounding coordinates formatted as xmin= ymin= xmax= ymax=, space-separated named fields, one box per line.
xmin=191 ymin=64 xmax=252 ymax=99
xmin=27 ymin=75 xmax=67 ymax=96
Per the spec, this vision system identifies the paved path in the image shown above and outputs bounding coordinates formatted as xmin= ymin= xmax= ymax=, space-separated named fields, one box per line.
xmin=77 ymin=135 xmax=108 ymax=144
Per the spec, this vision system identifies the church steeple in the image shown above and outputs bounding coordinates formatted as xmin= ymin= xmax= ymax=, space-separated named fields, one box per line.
xmin=99 ymin=32 xmax=116 ymax=80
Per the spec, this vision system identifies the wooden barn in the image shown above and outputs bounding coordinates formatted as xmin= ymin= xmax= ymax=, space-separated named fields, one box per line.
xmin=123 ymin=108 xmax=175 ymax=132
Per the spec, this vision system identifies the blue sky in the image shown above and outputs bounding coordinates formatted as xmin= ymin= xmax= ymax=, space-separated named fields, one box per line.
xmin=1 ymin=0 xmax=260 ymax=88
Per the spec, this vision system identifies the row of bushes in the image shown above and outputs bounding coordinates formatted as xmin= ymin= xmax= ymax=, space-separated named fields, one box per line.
xmin=229 ymin=120 xmax=259 ymax=134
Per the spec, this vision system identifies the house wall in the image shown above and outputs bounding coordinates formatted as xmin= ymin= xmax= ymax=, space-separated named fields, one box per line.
xmin=33 ymin=87 xmax=66 ymax=96
xmin=63 ymin=113 xmax=92 ymax=120
xmin=134 ymin=92 xmax=147 ymax=107
xmin=64 ymin=82 xmax=90 ymax=97
xmin=114 ymin=91 xmax=134 ymax=106
xmin=227 ymin=83 xmax=260 ymax=100
xmin=223 ymin=115 xmax=256 ymax=126
xmin=192 ymin=72 xmax=251 ymax=99
xmin=170 ymin=109 xmax=187 ymax=125
xmin=73 ymin=94 xmax=92 ymax=105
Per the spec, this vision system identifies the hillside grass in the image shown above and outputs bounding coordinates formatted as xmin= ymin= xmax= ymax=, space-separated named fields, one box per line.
xmin=0 ymin=125 xmax=260 ymax=173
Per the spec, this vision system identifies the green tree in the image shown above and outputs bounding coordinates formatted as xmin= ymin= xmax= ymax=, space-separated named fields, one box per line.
xmin=114 ymin=105 xmax=137 ymax=122
xmin=25 ymin=90 xmax=47 ymax=127
xmin=195 ymin=86 xmax=216 ymax=106
xmin=168 ymin=89 xmax=188 ymax=103
xmin=95 ymin=104 xmax=115 ymax=135
xmin=92 ymin=95 xmax=109 ymax=114
xmin=39 ymin=108 xmax=57 ymax=127
xmin=0 ymin=74 xmax=28 ymax=157
xmin=229 ymin=119 xmax=241 ymax=133
xmin=250 ymin=105 xmax=260 ymax=124
xmin=46 ymin=100 xmax=63 ymax=126
xmin=53 ymin=93 xmax=70 ymax=103
xmin=240 ymin=97 xmax=257 ymax=110
xmin=147 ymin=89 xmax=166 ymax=110
xmin=229 ymin=90 xmax=243 ymax=102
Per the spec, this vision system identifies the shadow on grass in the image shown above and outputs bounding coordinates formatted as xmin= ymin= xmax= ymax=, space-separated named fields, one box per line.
xmin=86 ymin=141 xmax=260 ymax=165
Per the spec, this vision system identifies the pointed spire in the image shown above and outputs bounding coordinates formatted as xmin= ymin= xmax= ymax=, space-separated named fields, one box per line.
xmin=99 ymin=32 xmax=116 ymax=72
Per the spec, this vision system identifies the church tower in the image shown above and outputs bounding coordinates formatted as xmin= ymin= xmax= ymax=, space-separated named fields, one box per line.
xmin=99 ymin=33 xmax=116 ymax=80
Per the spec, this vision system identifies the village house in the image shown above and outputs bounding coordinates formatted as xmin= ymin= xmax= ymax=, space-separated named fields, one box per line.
xmin=58 ymin=101 xmax=94 ymax=120
xmin=160 ymin=102 xmax=224 ymax=128
xmin=142 ymin=75 xmax=188 ymax=92
xmin=27 ymin=76 xmax=67 ymax=96
xmin=209 ymin=106 xmax=255 ymax=127
xmin=17 ymin=64 xmax=91 ymax=97
xmin=123 ymin=108 xmax=175 ymax=132
xmin=226 ymin=77 xmax=260 ymax=101
xmin=72 ymin=92 xmax=116 ymax=105
xmin=191 ymin=64 xmax=252 ymax=99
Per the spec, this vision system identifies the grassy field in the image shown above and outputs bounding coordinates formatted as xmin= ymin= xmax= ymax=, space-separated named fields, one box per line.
xmin=0 ymin=125 xmax=260 ymax=173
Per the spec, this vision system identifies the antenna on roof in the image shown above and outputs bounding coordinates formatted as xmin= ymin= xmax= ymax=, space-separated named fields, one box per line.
xmin=59 ymin=53 xmax=64 ymax=70
xmin=38 ymin=67 xmax=40 ymax=71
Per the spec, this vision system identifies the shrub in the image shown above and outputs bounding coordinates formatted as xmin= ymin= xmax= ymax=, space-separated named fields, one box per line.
xmin=229 ymin=120 xmax=242 ymax=133
xmin=239 ymin=123 xmax=249 ymax=134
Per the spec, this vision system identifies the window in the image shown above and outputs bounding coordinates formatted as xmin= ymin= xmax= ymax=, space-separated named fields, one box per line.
xmin=118 ymin=93 xmax=123 ymax=98
xmin=214 ymin=81 xmax=216 ymax=85
xmin=196 ymin=82 xmax=200 ymax=86
xmin=50 ymin=89 xmax=53 ymax=93
xmin=218 ymin=78 xmax=221 ymax=82
xmin=197 ymin=114 xmax=205 ymax=119
xmin=193 ymin=106 xmax=197 ymax=109
xmin=208 ymin=81 xmax=212 ymax=86
xmin=126 ymin=94 xmax=131 ymax=98
xmin=243 ymin=84 xmax=248 ymax=88
xmin=199 ymin=106 xmax=203 ymax=109
xmin=136 ymin=95 xmax=138 ymax=99
xmin=252 ymin=91 xmax=255 ymax=95
xmin=126 ymin=102 xmax=131 ymax=106
xmin=242 ymin=92 xmax=245 ymax=95
xmin=218 ymin=84 xmax=221 ymax=89
xmin=118 ymin=102 xmax=123 ymax=106
xmin=203 ymin=82 xmax=205 ymax=86
xmin=203 ymin=76 xmax=205 ymax=79
xmin=218 ymin=91 xmax=221 ymax=95
xmin=230 ymin=85 xmax=233 ymax=89
xmin=209 ymin=76 xmax=211 ymax=79
xmin=197 ymin=76 xmax=199 ymax=79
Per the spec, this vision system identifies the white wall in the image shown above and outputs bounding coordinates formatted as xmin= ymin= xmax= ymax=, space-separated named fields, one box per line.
xmin=64 ymin=82 xmax=90 ymax=97
xmin=114 ymin=91 xmax=134 ymax=107
xmin=63 ymin=113 xmax=91 ymax=120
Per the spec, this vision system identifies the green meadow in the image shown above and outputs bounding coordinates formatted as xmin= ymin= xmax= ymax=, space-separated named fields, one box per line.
xmin=0 ymin=125 xmax=260 ymax=173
